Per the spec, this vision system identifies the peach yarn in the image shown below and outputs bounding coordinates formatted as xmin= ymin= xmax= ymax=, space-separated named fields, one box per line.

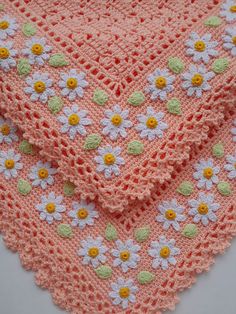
xmin=0 ymin=1 xmax=236 ymax=313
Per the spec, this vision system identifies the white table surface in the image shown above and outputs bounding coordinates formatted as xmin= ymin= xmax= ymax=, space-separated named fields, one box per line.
xmin=0 ymin=235 xmax=236 ymax=314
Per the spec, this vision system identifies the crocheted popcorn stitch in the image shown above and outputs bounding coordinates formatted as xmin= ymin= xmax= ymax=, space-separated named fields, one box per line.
xmin=0 ymin=110 xmax=235 ymax=314
xmin=0 ymin=0 xmax=236 ymax=214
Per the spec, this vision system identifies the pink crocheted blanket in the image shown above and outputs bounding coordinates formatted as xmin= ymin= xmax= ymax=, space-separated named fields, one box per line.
xmin=0 ymin=0 xmax=235 ymax=313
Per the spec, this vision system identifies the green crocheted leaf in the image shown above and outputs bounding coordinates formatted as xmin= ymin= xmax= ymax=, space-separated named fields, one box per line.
xmin=17 ymin=179 xmax=32 ymax=196
xmin=19 ymin=140 xmax=34 ymax=155
xmin=167 ymin=98 xmax=182 ymax=115
xmin=17 ymin=58 xmax=31 ymax=76
xmin=177 ymin=181 xmax=194 ymax=196
xmin=95 ymin=265 xmax=113 ymax=279
xmin=84 ymin=134 xmax=102 ymax=150
xmin=182 ymin=224 xmax=198 ymax=239
xmin=217 ymin=181 xmax=232 ymax=196
xmin=127 ymin=140 xmax=144 ymax=155
xmin=57 ymin=224 xmax=73 ymax=238
xmin=137 ymin=271 xmax=155 ymax=285
xmin=48 ymin=96 xmax=64 ymax=114
xmin=49 ymin=53 xmax=69 ymax=67
xmin=212 ymin=142 xmax=224 ymax=158
xmin=128 ymin=91 xmax=145 ymax=106
xmin=22 ymin=23 xmax=37 ymax=37
xmin=134 ymin=226 xmax=150 ymax=243
xmin=105 ymin=223 xmax=118 ymax=241
xmin=212 ymin=58 xmax=229 ymax=74
xmin=204 ymin=16 xmax=222 ymax=27
xmin=168 ymin=57 xmax=184 ymax=74
xmin=0 ymin=4 xmax=5 ymax=11
xmin=92 ymin=89 xmax=108 ymax=106
xmin=63 ymin=181 xmax=76 ymax=197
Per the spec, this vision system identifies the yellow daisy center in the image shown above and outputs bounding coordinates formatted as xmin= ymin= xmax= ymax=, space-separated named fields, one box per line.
xmin=34 ymin=81 xmax=46 ymax=93
xmin=88 ymin=247 xmax=99 ymax=258
xmin=0 ymin=47 xmax=10 ymax=59
xmin=120 ymin=250 xmax=130 ymax=262
xmin=194 ymin=40 xmax=206 ymax=52
xmin=1 ymin=124 xmax=10 ymax=136
xmin=31 ymin=43 xmax=44 ymax=55
xmin=146 ymin=116 xmax=158 ymax=129
xmin=5 ymin=159 xmax=15 ymax=169
xmin=66 ymin=78 xmax=78 ymax=89
xmin=111 ymin=114 xmax=122 ymax=126
xmin=232 ymin=36 xmax=236 ymax=45
xmin=160 ymin=246 xmax=171 ymax=259
xmin=230 ymin=5 xmax=236 ymax=12
xmin=155 ymin=76 xmax=167 ymax=89
xmin=203 ymin=167 xmax=213 ymax=179
xmin=77 ymin=208 xmax=88 ymax=219
xmin=0 ymin=20 xmax=9 ymax=30
xmin=119 ymin=287 xmax=130 ymax=299
xmin=68 ymin=113 xmax=80 ymax=126
xmin=45 ymin=203 xmax=56 ymax=214
xmin=197 ymin=202 xmax=209 ymax=215
xmin=165 ymin=209 xmax=177 ymax=220
xmin=191 ymin=74 xmax=204 ymax=86
xmin=103 ymin=153 xmax=115 ymax=165
xmin=38 ymin=168 xmax=49 ymax=179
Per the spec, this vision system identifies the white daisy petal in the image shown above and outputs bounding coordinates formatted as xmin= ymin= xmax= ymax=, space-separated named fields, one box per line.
xmin=28 ymin=161 xmax=57 ymax=190
xmin=188 ymin=192 xmax=220 ymax=226
xmin=0 ymin=149 xmax=22 ymax=179
xmin=148 ymin=236 xmax=180 ymax=270
xmin=57 ymin=104 xmax=92 ymax=139
xmin=94 ymin=146 xmax=124 ymax=179
xmin=193 ymin=158 xmax=220 ymax=190
xmin=136 ymin=107 xmax=168 ymax=141
xmin=58 ymin=69 xmax=88 ymax=100
xmin=109 ymin=278 xmax=138 ymax=309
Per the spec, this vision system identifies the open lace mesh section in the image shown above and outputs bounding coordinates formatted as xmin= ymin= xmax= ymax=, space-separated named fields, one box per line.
xmin=0 ymin=107 xmax=235 ymax=313
xmin=1 ymin=0 xmax=236 ymax=213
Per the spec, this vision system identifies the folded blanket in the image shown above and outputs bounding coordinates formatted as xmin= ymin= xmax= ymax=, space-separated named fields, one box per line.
xmin=0 ymin=1 xmax=235 ymax=313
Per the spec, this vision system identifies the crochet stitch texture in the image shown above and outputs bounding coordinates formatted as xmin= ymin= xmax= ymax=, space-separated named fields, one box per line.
xmin=0 ymin=1 xmax=236 ymax=313
xmin=1 ymin=0 xmax=236 ymax=212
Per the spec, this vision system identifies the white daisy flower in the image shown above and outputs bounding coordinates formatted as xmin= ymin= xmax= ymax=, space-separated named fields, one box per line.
xmin=109 ymin=278 xmax=138 ymax=310
xmin=36 ymin=192 xmax=66 ymax=224
xmin=111 ymin=239 xmax=141 ymax=273
xmin=156 ymin=199 xmax=186 ymax=231
xmin=231 ymin=119 xmax=236 ymax=142
xmin=220 ymin=0 xmax=236 ymax=22
xmin=136 ymin=106 xmax=168 ymax=141
xmin=57 ymin=104 xmax=92 ymax=140
xmin=0 ymin=15 xmax=18 ymax=40
xmin=0 ymin=40 xmax=17 ymax=72
xmin=78 ymin=236 xmax=108 ymax=268
xmin=101 ymin=104 xmax=132 ymax=141
xmin=145 ymin=68 xmax=175 ymax=101
xmin=182 ymin=64 xmax=215 ymax=98
xmin=0 ymin=117 xmax=18 ymax=144
xmin=22 ymin=37 xmax=52 ymax=66
xmin=222 ymin=27 xmax=236 ymax=56
xmin=188 ymin=192 xmax=220 ymax=226
xmin=0 ymin=149 xmax=23 ymax=179
xmin=224 ymin=152 xmax=236 ymax=179
xmin=185 ymin=32 xmax=218 ymax=64
xmin=148 ymin=235 xmax=180 ymax=270
xmin=68 ymin=200 xmax=99 ymax=229
xmin=28 ymin=161 xmax=57 ymax=189
xmin=24 ymin=72 xmax=55 ymax=103
xmin=193 ymin=158 xmax=220 ymax=190
xmin=58 ymin=69 xmax=88 ymax=101
xmin=94 ymin=146 xmax=125 ymax=179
